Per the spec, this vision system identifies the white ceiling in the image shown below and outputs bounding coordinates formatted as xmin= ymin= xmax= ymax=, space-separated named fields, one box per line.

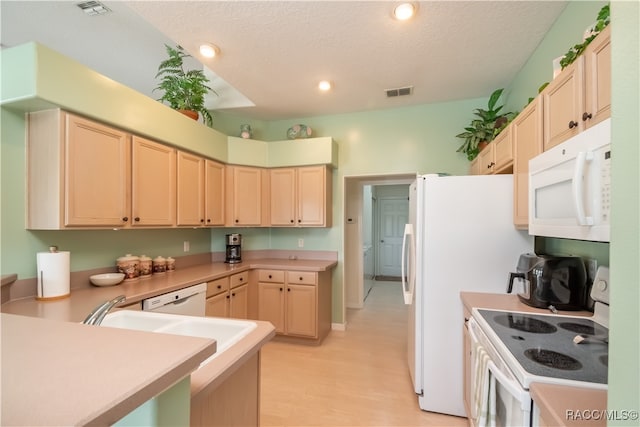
xmin=1 ymin=1 xmax=568 ymax=121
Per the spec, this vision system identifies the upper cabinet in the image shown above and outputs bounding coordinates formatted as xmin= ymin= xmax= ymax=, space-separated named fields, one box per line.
xmin=512 ymin=97 xmax=543 ymax=228
xmin=204 ymin=159 xmax=225 ymax=226
xmin=225 ymin=165 xmax=269 ymax=227
xmin=542 ymin=26 xmax=611 ymax=151
xmin=270 ymin=165 xmax=332 ymax=227
xmin=469 ymin=126 xmax=513 ymax=176
xmin=131 ymin=136 xmax=176 ymax=227
xmin=27 ymin=110 xmax=177 ymax=229
xmin=176 ymin=150 xmax=205 ymax=226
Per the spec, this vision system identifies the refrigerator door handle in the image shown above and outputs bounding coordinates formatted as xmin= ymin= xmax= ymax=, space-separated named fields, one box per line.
xmin=401 ymin=223 xmax=415 ymax=305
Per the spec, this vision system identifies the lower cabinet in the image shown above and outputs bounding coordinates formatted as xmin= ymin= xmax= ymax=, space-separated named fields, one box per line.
xmin=257 ymin=269 xmax=331 ymax=343
xmin=205 ymin=272 xmax=249 ymax=319
xmin=463 ymin=319 xmax=472 ymax=419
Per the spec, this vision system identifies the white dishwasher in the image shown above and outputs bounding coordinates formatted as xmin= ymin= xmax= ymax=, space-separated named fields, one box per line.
xmin=142 ymin=283 xmax=207 ymax=316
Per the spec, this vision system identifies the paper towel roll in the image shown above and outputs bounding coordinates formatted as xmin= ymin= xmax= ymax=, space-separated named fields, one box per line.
xmin=36 ymin=250 xmax=70 ymax=300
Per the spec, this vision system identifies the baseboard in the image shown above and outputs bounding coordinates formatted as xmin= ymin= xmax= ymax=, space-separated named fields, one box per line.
xmin=331 ymin=322 xmax=346 ymax=331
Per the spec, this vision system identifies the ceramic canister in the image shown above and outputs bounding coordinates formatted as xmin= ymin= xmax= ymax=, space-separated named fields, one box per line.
xmin=153 ymin=256 xmax=166 ymax=274
xmin=166 ymin=256 xmax=176 ymax=272
xmin=139 ymin=255 xmax=152 ymax=278
xmin=117 ymin=254 xmax=140 ymax=281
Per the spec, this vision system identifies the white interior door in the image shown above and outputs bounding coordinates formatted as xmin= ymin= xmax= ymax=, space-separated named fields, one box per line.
xmin=376 ymin=197 xmax=409 ymax=277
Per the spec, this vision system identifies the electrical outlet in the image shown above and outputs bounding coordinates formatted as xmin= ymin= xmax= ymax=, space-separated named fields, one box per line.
xmin=298 ymin=238 xmax=304 ymax=248
xmin=183 ymin=241 xmax=190 ymax=252
xmin=586 ymin=258 xmax=598 ymax=282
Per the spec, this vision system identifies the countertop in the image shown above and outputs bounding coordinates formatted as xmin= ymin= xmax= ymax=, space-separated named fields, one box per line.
xmin=1 ymin=313 xmax=217 ymax=426
xmin=460 ymin=292 xmax=606 ymax=427
xmin=1 ymin=258 xmax=337 ymax=322
xmin=530 ymin=383 xmax=607 ymax=427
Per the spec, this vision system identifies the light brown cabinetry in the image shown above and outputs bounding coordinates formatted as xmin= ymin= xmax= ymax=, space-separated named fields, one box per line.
xmin=512 ymin=97 xmax=543 ymax=228
xmin=257 ymin=269 xmax=331 ymax=343
xmin=542 ymin=26 xmax=611 ymax=150
xmin=131 ymin=136 xmax=176 ymax=227
xmin=270 ymin=165 xmax=332 ymax=227
xmin=176 ymin=153 xmax=225 ymax=227
xmin=205 ymin=159 xmax=225 ymax=226
xmin=225 ymin=165 xmax=269 ymax=226
xmin=27 ymin=110 xmax=176 ymax=229
xmin=27 ymin=110 xmax=131 ymax=229
xmin=205 ymin=272 xmax=249 ymax=319
xmin=176 ymin=151 xmax=205 ymax=226
xmin=470 ymin=127 xmax=513 ymax=176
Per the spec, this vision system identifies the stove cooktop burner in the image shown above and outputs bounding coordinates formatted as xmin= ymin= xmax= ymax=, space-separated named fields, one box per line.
xmin=524 ymin=349 xmax=582 ymax=371
xmin=494 ymin=313 xmax=557 ymax=334
xmin=558 ymin=322 xmax=605 ymax=336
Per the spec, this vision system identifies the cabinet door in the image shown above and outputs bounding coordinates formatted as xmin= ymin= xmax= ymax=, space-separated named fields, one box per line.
xmin=543 ymin=57 xmax=584 ymax=150
xmin=132 ymin=136 xmax=176 ymax=226
xmin=297 ymin=166 xmax=328 ymax=226
xmin=65 ymin=113 xmax=130 ymax=227
xmin=229 ymin=283 xmax=248 ymax=319
xmin=493 ymin=126 xmax=513 ymax=172
xmin=176 ymin=151 xmax=205 ymax=226
xmin=469 ymin=157 xmax=481 ymax=175
xmin=477 ymin=144 xmax=495 ymax=175
xmin=205 ymin=292 xmax=229 ymax=318
xmin=584 ymin=25 xmax=611 ymax=129
xmin=286 ymin=284 xmax=317 ymax=338
xmin=258 ymin=282 xmax=285 ymax=333
xmin=204 ymin=159 xmax=225 ymax=226
xmin=227 ymin=166 xmax=262 ymax=226
xmin=270 ymin=168 xmax=297 ymax=226
xmin=512 ymin=97 xmax=543 ymax=228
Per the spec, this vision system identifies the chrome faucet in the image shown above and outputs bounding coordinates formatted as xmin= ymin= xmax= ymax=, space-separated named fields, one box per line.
xmin=82 ymin=295 xmax=126 ymax=325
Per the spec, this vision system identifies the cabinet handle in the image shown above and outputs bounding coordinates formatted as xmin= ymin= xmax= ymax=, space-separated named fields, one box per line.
xmin=226 ymin=295 xmax=230 ymax=299
xmin=122 ymin=217 xmax=128 ymax=222
xmin=235 ymin=219 xmax=239 ymax=223
xmin=279 ymin=287 xmax=283 ymax=291
xmin=231 ymin=292 xmax=236 ymax=297
xmin=217 ymin=285 xmax=222 ymax=289
xmin=582 ymin=112 xmax=593 ymax=121
xmin=297 ymin=219 xmax=301 ymax=223
xmin=487 ymin=162 xmax=495 ymax=169
xmin=568 ymin=120 xmax=578 ymax=129
xmin=287 ymin=288 xmax=291 ymax=292
xmin=134 ymin=217 xmax=141 ymax=222
xmin=290 ymin=219 xmax=294 ymax=223
xmin=299 ymin=277 xmax=303 ymax=281
xmin=239 ymin=277 xmax=243 ymax=282
xmin=268 ymin=274 xmax=272 ymax=279
xmin=207 ymin=218 xmax=211 ymax=223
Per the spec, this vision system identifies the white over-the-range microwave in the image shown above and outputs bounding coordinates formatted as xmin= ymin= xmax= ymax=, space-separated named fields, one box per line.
xmin=529 ymin=118 xmax=611 ymax=242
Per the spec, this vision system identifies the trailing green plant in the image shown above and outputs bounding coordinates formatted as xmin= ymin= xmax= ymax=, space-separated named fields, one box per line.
xmin=559 ymin=4 xmax=610 ymax=69
xmin=154 ymin=44 xmax=214 ymax=127
xmin=455 ymin=88 xmax=516 ymax=161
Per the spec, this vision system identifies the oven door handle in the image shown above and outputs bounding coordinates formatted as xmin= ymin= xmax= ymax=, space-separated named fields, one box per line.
xmin=486 ymin=360 xmax=531 ymax=409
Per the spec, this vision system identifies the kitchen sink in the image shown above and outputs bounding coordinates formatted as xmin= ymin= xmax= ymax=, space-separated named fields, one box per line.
xmin=102 ymin=311 xmax=257 ymax=364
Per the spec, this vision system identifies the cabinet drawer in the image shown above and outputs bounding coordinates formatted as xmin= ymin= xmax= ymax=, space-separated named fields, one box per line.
xmin=286 ymin=271 xmax=316 ymax=285
xmin=230 ymin=271 xmax=249 ymax=288
xmin=206 ymin=277 xmax=229 ymax=297
xmin=258 ymin=270 xmax=285 ymax=283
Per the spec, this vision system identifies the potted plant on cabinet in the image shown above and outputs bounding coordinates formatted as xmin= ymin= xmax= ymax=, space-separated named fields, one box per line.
xmin=455 ymin=88 xmax=515 ymax=161
xmin=154 ymin=44 xmax=214 ymax=127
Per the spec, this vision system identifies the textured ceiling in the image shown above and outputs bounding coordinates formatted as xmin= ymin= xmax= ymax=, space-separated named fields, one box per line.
xmin=1 ymin=1 xmax=568 ymax=120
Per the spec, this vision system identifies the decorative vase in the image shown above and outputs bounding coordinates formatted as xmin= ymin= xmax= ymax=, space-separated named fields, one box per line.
xmin=240 ymin=124 xmax=253 ymax=139
xmin=178 ymin=109 xmax=199 ymax=121
xmin=287 ymin=124 xmax=312 ymax=140
xmin=478 ymin=141 xmax=489 ymax=151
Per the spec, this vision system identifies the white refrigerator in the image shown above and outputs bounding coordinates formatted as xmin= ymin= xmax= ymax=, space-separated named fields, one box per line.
xmin=401 ymin=174 xmax=533 ymax=417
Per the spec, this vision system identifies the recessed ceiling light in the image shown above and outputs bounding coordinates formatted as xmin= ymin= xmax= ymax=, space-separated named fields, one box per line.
xmin=318 ymin=80 xmax=332 ymax=91
xmin=199 ymin=43 xmax=219 ymax=58
xmin=393 ymin=3 xmax=416 ymax=21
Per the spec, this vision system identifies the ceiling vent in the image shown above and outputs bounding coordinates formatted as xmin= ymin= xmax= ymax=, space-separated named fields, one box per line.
xmin=385 ymin=86 xmax=413 ymax=98
xmin=76 ymin=1 xmax=112 ymax=16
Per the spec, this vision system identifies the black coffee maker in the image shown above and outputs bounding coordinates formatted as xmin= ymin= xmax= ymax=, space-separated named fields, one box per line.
xmin=225 ymin=234 xmax=242 ymax=264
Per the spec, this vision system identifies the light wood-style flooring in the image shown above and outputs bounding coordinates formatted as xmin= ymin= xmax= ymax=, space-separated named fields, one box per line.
xmin=260 ymin=281 xmax=469 ymax=426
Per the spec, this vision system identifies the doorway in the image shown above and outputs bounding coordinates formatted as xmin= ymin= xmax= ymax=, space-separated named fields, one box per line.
xmin=344 ymin=174 xmax=414 ymax=310
xmin=375 ymin=191 xmax=409 ymax=279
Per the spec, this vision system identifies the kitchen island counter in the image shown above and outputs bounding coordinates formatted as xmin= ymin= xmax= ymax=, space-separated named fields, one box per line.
xmin=1 ymin=312 xmax=216 ymax=426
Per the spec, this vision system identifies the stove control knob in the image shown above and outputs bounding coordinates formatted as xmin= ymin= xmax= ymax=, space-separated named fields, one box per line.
xmin=596 ymin=279 xmax=608 ymax=292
